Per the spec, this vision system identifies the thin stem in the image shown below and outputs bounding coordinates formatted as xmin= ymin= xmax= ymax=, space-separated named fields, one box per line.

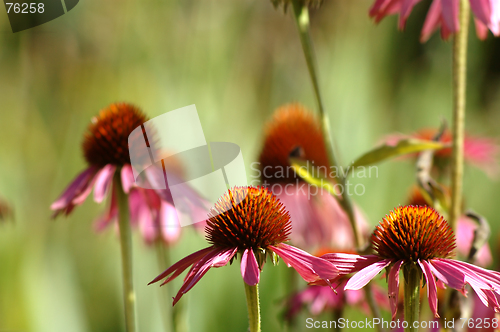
xmin=115 ymin=172 xmax=137 ymax=332
xmin=290 ymin=0 xmax=340 ymax=170
xmin=404 ymin=263 xmax=421 ymax=332
xmin=290 ymin=1 xmax=381 ymax=329
xmin=290 ymin=0 xmax=362 ymax=249
xmin=450 ymin=0 xmax=470 ymax=232
xmin=244 ymin=282 xmax=261 ymax=332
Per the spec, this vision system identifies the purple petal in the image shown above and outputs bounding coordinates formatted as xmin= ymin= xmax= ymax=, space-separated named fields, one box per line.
xmin=441 ymin=0 xmax=460 ymax=33
xmin=51 ymin=167 xmax=98 ymax=214
xmin=269 ymin=244 xmax=339 ymax=283
xmin=419 ymin=260 xmax=439 ymax=318
xmin=121 ymin=165 xmax=136 ymax=194
xmin=470 ymin=0 xmax=492 ymax=25
xmin=344 ymin=259 xmax=392 ymax=291
xmin=160 ymin=202 xmax=181 ymax=244
xmin=321 ymin=253 xmax=382 ymax=276
xmin=172 ymin=247 xmax=236 ymax=305
xmin=93 ymin=165 xmax=116 ymax=203
xmin=148 ymin=246 xmax=215 ymax=285
xmin=428 ymin=259 xmax=466 ymax=291
xmin=399 ymin=0 xmax=423 ymax=29
xmin=388 ymin=260 xmax=403 ymax=320
xmin=421 ymin=0 xmax=443 ymax=42
xmin=241 ymin=248 xmax=260 ymax=286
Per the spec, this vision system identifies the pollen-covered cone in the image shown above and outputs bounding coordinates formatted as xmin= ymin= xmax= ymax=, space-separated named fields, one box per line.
xmin=149 ymin=186 xmax=339 ymax=305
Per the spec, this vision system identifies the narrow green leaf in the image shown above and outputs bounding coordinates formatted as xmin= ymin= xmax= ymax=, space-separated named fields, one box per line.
xmin=348 ymin=139 xmax=447 ymax=175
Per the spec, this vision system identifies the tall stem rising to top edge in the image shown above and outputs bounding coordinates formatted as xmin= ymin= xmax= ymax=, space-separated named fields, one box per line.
xmin=244 ymin=283 xmax=261 ymax=332
xmin=450 ymin=0 xmax=470 ymax=232
xmin=289 ymin=1 xmax=381 ymax=329
xmin=115 ymin=172 xmax=137 ymax=332
xmin=404 ymin=264 xmax=421 ymax=332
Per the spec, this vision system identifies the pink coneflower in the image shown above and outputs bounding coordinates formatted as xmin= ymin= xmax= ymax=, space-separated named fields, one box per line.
xmin=258 ymin=104 xmax=368 ymax=251
xmin=149 ymin=186 xmax=339 ymax=305
xmin=385 ymin=128 xmax=499 ymax=178
xmin=51 ymin=103 xmax=197 ymax=245
xmin=370 ymin=0 xmax=500 ymax=41
xmin=321 ymin=206 xmax=500 ymax=319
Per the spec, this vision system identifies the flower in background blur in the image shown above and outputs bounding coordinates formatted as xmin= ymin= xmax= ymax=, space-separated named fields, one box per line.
xmin=370 ymin=0 xmax=500 ymax=42
xmin=385 ymin=128 xmax=499 ymax=178
xmin=51 ymin=103 xmax=204 ymax=246
xmin=321 ymin=206 xmax=500 ymax=319
xmin=149 ymin=186 xmax=339 ymax=305
xmin=258 ymin=103 xmax=368 ymax=251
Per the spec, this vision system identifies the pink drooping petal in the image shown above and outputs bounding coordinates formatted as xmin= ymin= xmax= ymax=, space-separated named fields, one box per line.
xmin=490 ymin=0 xmax=500 ymax=36
xmin=421 ymin=0 xmax=443 ymax=42
xmin=441 ymin=0 xmax=460 ymax=33
xmin=241 ymin=248 xmax=260 ymax=286
xmin=269 ymin=243 xmax=339 ymax=283
xmin=93 ymin=164 xmax=116 ymax=203
xmin=160 ymin=202 xmax=181 ymax=244
xmin=436 ymin=259 xmax=500 ymax=289
xmin=138 ymin=205 xmax=156 ymax=244
xmin=369 ymin=0 xmax=391 ymax=17
xmin=148 ymin=247 xmax=215 ymax=285
xmin=51 ymin=167 xmax=98 ymax=214
xmin=121 ymin=165 xmax=136 ymax=194
xmin=172 ymin=247 xmax=237 ymax=305
xmin=428 ymin=259 xmax=466 ymax=291
xmin=372 ymin=0 xmax=403 ymax=23
xmin=93 ymin=189 xmax=118 ymax=232
xmin=320 ymin=253 xmax=383 ymax=276
xmin=388 ymin=260 xmax=403 ymax=320
xmin=344 ymin=259 xmax=392 ymax=291
xmin=475 ymin=18 xmax=490 ymax=39
xmin=399 ymin=0 xmax=423 ymax=29
xmin=470 ymin=0 xmax=492 ymax=25
xmin=419 ymin=260 xmax=439 ymax=318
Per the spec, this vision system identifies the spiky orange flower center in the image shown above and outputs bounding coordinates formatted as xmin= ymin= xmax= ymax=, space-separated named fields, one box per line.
xmin=83 ymin=103 xmax=148 ymax=167
xmin=371 ymin=206 xmax=456 ymax=261
xmin=205 ymin=187 xmax=292 ymax=250
xmin=258 ymin=104 xmax=329 ymax=184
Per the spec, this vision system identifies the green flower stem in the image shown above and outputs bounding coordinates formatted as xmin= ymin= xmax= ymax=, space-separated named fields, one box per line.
xmin=290 ymin=1 xmax=381 ymax=329
xmin=114 ymin=173 xmax=137 ymax=332
xmin=290 ymin=0 xmax=340 ymax=171
xmin=244 ymin=283 xmax=261 ymax=332
xmin=450 ymin=0 xmax=470 ymax=232
xmin=404 ymin=263 xmax=421 ymax=332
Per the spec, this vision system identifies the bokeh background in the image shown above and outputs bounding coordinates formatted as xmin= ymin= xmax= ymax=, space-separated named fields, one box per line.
xmin=1 ymin=0 xmax=500 ymax=331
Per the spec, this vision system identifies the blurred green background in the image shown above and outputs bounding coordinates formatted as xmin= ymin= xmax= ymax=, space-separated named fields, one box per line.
xmin=0 ymin=0 xmax=500 ymax=331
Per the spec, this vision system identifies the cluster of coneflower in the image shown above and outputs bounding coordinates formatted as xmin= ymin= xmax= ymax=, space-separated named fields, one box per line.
xmin=50 ymin=1 xmax=500 ymax=332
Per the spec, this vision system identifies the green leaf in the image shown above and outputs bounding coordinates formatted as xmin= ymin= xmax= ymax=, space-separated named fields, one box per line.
xmin=348 ymin=139 xmax=447 ymax=176
xmin=289 ymin=158 xmax=338 ymax=197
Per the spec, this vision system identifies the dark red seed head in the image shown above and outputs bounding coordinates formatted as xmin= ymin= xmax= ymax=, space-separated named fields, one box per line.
xmin=205 ymin=186 xmax=292 ymax=250
xmin=82 ymin=103 xmax=148 ymax=167
xmin=371 ymin=206 xmax=456 ymax=261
